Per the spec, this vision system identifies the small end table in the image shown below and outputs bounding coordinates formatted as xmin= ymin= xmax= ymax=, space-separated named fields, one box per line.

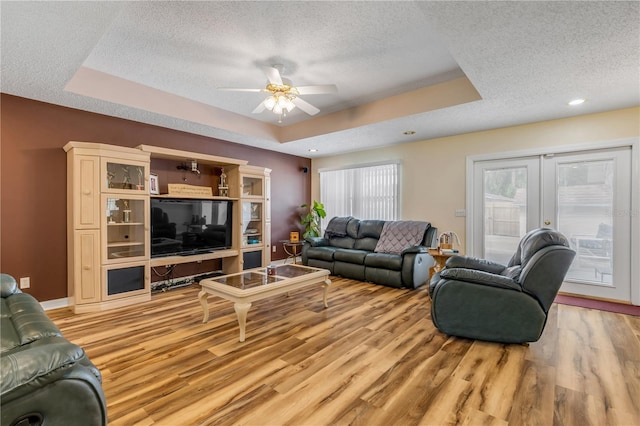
xmin=280 ymin=240 xmax=304 ymax=264
xmin=428 ymin=248 xmax=458 ymax=281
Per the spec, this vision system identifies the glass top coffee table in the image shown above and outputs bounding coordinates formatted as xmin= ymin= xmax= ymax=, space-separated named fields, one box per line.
xmin=198 ymin=264 xmax=331 ymax=342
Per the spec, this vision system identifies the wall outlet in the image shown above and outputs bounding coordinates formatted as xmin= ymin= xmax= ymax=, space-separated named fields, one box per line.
xmin=19 ymin=277 xmax=30 ymax=289
xmin=272 ymin=245 xmax=277 ymax=253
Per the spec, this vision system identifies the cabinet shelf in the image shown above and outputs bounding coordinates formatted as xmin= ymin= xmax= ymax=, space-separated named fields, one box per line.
xmin=107 ymin=242 xmax=145 ymax=248
xmin=152 ymin=194 xmax=239 ymax=201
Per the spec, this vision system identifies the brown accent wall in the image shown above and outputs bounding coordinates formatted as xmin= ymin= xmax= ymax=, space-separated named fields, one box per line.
xmin=0 ymin=94 xmax=311 ymax=302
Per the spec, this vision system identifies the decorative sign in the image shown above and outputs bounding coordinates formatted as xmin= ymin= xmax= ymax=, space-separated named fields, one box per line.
xmin=167 ymin=183 xmax=213 ymax=197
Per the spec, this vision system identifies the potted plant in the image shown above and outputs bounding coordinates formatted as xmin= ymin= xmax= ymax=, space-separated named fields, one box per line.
xmin=300 ymin=200 xmax=326 ymax=239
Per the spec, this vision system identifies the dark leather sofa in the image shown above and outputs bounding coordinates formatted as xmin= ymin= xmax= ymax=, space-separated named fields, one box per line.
xmin=1 ymin=274 xmax=107 ymax=426
xmin=302 ymin=216 xmax=437 ymax=289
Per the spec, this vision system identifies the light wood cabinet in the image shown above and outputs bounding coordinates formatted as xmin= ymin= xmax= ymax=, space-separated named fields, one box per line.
xmin=65 ymin=142 xmax=151 ymax=313
xmin=65 ymin=142 xmax=271 ymax=311
xmin=137 ymin=145 xmax=271 ymax=272
xmin=238 ymin=166 xmax=272 ymax=268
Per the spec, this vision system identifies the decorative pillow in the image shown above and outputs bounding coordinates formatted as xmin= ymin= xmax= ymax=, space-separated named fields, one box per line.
xmin=374 ymin=221 xmax=428 ymax=255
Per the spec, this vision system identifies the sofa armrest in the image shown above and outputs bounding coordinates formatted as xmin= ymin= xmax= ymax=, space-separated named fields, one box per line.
xmin=305 ymin=237 xmax=329 ymax=247
xmin=445 ymin=256 xmax=506 ymax=274
xmin=1 ymin=338 xmax=85 ymax=396
xmin=401 ymin=245 xmax=428 ymax=255
xmin=440 ymin=268 xmax=522 ymax=292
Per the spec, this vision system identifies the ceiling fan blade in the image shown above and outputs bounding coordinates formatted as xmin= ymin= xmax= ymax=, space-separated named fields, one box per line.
xmin=262 ymin=66 xmax=283 ymax=85
xmin=295 ymin=85 xmax=338 ymax=95
xmin=252 ymin=101 xmax=266 ymax=114
xmin=217 ymin=88 xmax=263 ymax=92
xmin=292 ymin=97 xmax=320 ymax=116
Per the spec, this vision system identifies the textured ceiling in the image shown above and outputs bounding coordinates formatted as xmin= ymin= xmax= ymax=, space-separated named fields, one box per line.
xmin=1 ymin=1 xmax=639 ymax=158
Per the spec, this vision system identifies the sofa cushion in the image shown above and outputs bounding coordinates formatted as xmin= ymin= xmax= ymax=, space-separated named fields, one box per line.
xmin=346 ymin=218 xmax=360 ymax=238
xmin=1 ymin=274 xmax=18 ymax=298
xmin=334 ymin=262 xmax=366 ymax=281
xmin=0 ymin=318 xmax=20 ymax=353
xmin=353 ymin=220 xmax=384 ymax=251
xmin=364 ymin=253 xmax=403 ymax=270
xmin=324 ymin=216 xmax=353 ymax=238
xmin=306 ymin=246 xmax=336 ymax=261
xmin=357 ymin=220 xmax=385 ymax=239
xmin=307 ymin=259 xmax=334 ymax=274
xmin=334 ymin=249 xmax=369 ymax=264
xmin=0 ymin=298 xmax=10 ymax=318
xmin=365 ymin=268 xmax=403 ymax=288
xmin=328 ymin=237 xmax=356 ymax=249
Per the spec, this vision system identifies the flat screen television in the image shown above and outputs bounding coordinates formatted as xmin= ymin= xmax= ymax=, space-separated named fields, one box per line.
xmin=151 ymin=198 xmax=233 ymax=258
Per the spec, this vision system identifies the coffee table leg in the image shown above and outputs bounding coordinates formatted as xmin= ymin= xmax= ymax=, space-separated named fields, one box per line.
xmin=322 ymin=278 xmax=331 ymax=308
xmin=234 ymin=302 xmax=252 ymax=342
xmin=198 ymin=290 xmax=209 ymax=323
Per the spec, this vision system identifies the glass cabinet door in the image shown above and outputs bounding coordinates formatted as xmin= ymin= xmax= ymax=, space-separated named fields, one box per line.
xmin=103 ymin=158 xmax=148 ymax=193
xmin=103 ymin=195 xmax=148 ymax=263
xmin=242 ymin=176 xmax=263 ymax=197
xmin=242 ymin=201 xmax=263 ymax=247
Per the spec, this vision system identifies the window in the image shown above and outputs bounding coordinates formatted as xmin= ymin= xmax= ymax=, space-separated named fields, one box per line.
xmin=319 ymin=162 xmax=399 ymax=229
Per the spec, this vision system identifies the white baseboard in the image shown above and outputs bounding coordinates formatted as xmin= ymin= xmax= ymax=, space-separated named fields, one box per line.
xmin=41 ymin=298 xmax=70 ymax=311
xmin=40 ymin=260 xmax=302 ymax=310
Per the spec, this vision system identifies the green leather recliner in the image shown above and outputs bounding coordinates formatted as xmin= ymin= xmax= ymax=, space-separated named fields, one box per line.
xmin=1 ymin=273 xmax=107 ymax=426
xmin=429 ymin=228 xmax=576 ymax=343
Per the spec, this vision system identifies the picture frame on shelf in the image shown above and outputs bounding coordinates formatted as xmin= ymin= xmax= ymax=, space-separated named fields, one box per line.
xmin=149 ymin=173 xmax=159 ymax=195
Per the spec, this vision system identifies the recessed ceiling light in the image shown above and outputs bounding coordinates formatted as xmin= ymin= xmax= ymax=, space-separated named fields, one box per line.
xmin=568 ymin=98 xmax=586 ymax=106
xmin=403 ymin=130 xmax=416 ymax=135
xmin=308 ymin=148 xmax=318 ymax=152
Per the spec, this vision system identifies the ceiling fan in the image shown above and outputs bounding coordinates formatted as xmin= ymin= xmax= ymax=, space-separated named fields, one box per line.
xmin=219 ymin=65 xmax=338 ymax=122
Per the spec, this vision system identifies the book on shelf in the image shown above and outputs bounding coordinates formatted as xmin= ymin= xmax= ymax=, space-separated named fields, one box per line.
xmin=440 ymin=248 xmax=459 ymax=254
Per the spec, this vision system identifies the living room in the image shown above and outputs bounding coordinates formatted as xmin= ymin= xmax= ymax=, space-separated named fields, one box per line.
xmin=2 ymin=2 xmax=639 ymax=425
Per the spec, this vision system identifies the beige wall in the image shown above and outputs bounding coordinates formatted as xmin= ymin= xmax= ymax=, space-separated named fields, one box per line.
xmin=311 ymin=107 xmax=640 ymax=250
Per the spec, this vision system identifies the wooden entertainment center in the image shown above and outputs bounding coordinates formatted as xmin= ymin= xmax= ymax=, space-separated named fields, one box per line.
xmin=64 ymin=142 xmax=271 ymax=313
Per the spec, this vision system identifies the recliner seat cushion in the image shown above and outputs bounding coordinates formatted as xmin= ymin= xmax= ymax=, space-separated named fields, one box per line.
xmin=333 ymin=249 xmax=368 ymax=264
xmin=305 ymin=246 xmax=336 ymax=262
xmin=354 ymin=238 xmax=379 ymax=252
xmin=328 ymin=237 xmax=356 ymax=249
xmin=364 ymin=253 xmax=403 ymax=270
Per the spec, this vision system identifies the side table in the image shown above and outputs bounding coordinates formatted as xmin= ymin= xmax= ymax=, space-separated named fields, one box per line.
xmin=280 ymin=240 xmax=304 ymax=264
xmin=428 ymin=248 xmax=458 ymax=281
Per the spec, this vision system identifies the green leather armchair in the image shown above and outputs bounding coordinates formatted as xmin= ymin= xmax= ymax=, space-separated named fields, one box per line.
xmin=429 ymin=228 xmax=576 ymax=343
xmin=1 ymin=273 xmax=107 ymax=426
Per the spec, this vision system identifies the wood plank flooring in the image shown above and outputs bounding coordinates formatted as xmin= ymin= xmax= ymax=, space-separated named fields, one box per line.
xmin=47 ymin=277 xmax=640 ymax=425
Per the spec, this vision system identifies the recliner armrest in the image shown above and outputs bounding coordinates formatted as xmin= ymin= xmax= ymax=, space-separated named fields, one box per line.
xmin=401 ymin=245 xmax=427 ymax=255
xmin=440 ymin=268 xmax=522 ymax=292
xmin=445 ymin=256 xmax=506 ymax=274
xmin=1 ymin=338 xmax=84 ymax=395
xmin=305 ymin=237 xmax=329 ymax=247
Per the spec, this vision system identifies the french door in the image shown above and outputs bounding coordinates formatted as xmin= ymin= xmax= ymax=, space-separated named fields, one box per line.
xmin=472 ymin=147 xmax=633 ymax=302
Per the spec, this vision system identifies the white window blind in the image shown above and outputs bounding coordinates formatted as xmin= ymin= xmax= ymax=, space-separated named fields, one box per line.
xmin=319 ymin=162 xmax=399 ymax=229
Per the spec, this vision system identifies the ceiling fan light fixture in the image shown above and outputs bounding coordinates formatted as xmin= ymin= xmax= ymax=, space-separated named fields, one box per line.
xmin=264 ymin=96 xmax=277 ymax=110
xmin=277 ymin=95 xmax=289 ymax=109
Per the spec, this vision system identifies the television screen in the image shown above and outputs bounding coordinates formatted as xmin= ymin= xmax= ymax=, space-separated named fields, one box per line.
xmin=151 ymin=198 xmax=233 ymax=257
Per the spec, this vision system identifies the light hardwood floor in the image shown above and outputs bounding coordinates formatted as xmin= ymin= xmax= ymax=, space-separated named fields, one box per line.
xmin=48 ymin=277 xmax=640 ymax=426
